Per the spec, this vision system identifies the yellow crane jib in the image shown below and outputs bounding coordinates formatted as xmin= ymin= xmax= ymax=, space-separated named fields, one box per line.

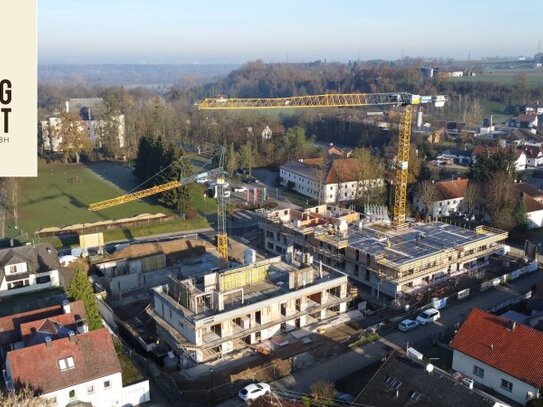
xmin=198 ymin=94 xmax=446 ymax=110
xmin=89 ymin=181 xmax=182 ymax=211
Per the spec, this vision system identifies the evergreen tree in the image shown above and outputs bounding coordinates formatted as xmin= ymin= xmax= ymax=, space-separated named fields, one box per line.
xmin=68 ymin=270 xmax=102 ymax=331
xmin=513 ymin=195 xmax=529 ymax=231
xmin=468 ymin=149 xmax=517 ymax=182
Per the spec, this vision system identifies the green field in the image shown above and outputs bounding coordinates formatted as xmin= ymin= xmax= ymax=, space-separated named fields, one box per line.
xmin=11 ymin=162 xmax=217 ymax=245
xmin=449 ymin=69 xmax=543 ymax=88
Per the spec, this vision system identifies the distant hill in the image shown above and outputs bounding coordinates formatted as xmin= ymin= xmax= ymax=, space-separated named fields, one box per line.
xmin=38 ymin=64 xmax=239 ymax=87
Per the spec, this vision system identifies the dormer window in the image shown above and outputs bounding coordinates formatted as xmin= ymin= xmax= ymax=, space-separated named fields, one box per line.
xmin=5 ymin=262 xmax=27 ymax=274
xmin=58 ymin=356 xmax=75 ymax=371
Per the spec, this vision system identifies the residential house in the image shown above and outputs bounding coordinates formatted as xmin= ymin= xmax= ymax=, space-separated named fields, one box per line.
xmin=513 ymin=183 xmax=543 ymax=228
xmin=517 ymin=113 xmax=539 ymax=129
xmin=521 ymin=146 xmax=543 ymax=167
xmin=326 ymin=144 xmax=353 ymax=158
xmin=413 ymin=178 xmax=469 ymax=217
xmin=0 ymin=243 xmax=61 ymax=297
xmin=279 ymin=158 xmax=384 ymax=204
xmin=451 ymin=308 xmax=543 ymax=406
xmin=353 ymin=351 xmax=509 ymax=407
xmin=471 ymin=145 xmax=527 ymax=172
xmin=2 ymin=301 xmax=150 ymax=407
xmin=440 ymin=149 xmax=473 ymax=165
xmin=41 ymin=98 xmax=125 ymax=153
xmin=524 ymin=103 xmax=543 ymax=116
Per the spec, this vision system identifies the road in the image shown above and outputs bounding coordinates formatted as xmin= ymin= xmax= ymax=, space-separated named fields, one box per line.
xmin=217 ymin=270 xmax=543 ymax=406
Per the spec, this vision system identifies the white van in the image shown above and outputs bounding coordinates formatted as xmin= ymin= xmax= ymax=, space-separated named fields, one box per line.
xmin=416 ymin=308 xmax=441 ymax=325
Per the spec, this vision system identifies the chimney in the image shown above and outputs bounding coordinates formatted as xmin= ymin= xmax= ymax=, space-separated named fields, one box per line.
xmin=507 ymin=320 xmax=516 ymax=331
xmin=62 ymin=299 xmax=71 ymax=314
xmin=45 ymin=336 xmax=52 ymax=348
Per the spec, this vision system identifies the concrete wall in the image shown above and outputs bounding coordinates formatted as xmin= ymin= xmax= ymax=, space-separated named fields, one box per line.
xmin=452 ymin=350 xmax=540 ymax=405
xmin=527 ymin=209 xmax=543 ymax=229
xmin=121 ymin=380 xmax=151 ymax=406
xmin=105 ymin=266 xmax=180 ymax=296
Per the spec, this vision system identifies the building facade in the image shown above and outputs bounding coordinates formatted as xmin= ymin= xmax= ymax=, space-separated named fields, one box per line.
xmin=280 ymin=158 xmax=384 ymax=204
xmin=258 ymin=205 xmax=508 ymax=299
xmin=451 ymin=309 xmax=543 ymax=406
xmin=150 ymin=257 xmax=350 ymax=363
xmin=0 ymin=243 xmax=61 ymax=297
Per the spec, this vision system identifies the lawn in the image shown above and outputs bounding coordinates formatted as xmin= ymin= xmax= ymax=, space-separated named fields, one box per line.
xmin=449 ymin=70 xmax=543 ymax=88
xmin=12 ymin=162 xmax=217 ymax=245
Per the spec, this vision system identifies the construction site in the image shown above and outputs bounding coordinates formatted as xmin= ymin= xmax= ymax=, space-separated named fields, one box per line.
xmin=258 ymin=204 xmax=509 ymax=299
xmin=149 ymin=256 xmax=351 ymax=364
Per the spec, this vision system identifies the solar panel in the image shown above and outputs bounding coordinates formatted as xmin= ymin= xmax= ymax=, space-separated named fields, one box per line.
xmin=410 ymin=390 xmax=422 ymax=402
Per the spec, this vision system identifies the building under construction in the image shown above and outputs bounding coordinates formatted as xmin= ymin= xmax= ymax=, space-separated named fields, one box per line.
xmin=150 ymin=256 xmax=350 ymax=363
xmin=258 ymin=205 xmax=508 ymax=299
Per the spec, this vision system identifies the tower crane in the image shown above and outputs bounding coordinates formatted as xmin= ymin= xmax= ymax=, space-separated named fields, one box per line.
xmin=88 ymin=148 xmax=230 ymax=267
xmin=198 ymin=93 xmax=446 ymax=228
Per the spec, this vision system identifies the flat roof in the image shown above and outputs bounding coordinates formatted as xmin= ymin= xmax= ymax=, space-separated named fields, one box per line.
xmin=325 ymin=222 xmax=504 ymax=267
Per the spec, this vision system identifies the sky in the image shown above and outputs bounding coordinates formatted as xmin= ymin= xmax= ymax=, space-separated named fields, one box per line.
xmin=39 ymin=0 xmax=543 ymax=64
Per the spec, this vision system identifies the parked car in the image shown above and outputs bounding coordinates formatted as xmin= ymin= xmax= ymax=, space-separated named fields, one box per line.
xmin=223 ymin=190 xmax=231 ymax=198
xmin=416 ymin=307 xmax=441 ymax=325
xmin=397 ymin=319 xmax=419 ymax=332
xmin=238 ymin=383 xmax=271 ymax=402
xmin=234 ymin=186 xmax=247 ymax=193
xmin=195 ymin=177 xmax=208 ymax=184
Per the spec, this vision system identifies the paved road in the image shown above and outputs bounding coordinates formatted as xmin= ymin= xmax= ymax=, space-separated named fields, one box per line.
xmin=217 ymin=270 xmax=543 ymax=406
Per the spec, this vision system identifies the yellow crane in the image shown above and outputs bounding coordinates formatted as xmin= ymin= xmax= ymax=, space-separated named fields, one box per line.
xmin=88 ymin=149 xmax=231 ymax=266
xmin=198 ymin=93 xmax=446 ymax=228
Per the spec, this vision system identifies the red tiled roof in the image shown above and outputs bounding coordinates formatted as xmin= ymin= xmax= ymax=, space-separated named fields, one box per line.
xmin=0 ymin=301 xmax=86 ymax=346
xmin=7 ymin=328 xmax=122 ymax=393
xmin=518 ymin=113 xmax=538 ymax=122
xmin=324 ymin=158 xmax=372 ymax=184
xmin=472 ymin=145 xmax=525 ymax=160
xmin=522 ymin=145 xmax=543 ymax=159
xmin=19 ymin=314 xmax=76 ymax=344
xmin=450 ymin=308 xmax=543 ymax=388
xmin=522 ymin=194 xmax=543 ymax=213
xmin=434 ymin=178 xmax=469 ymax=201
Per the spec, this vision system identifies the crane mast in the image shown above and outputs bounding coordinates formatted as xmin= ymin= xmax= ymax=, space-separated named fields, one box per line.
xmin=198 ymin=93 xmax=446 ymax=227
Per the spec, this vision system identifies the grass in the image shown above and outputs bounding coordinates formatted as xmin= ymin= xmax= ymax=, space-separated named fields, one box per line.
xmin=479 ymin=99 xmax=509 ymax=121
xmin=349 ymin=332 xmax=380 ymax=348
xmin=113 ymin=337 xmax=145 ymax=386
xmin=449 ymin=69 xmax=543 ymax=88
xmin=12 ymin=163 xmax=217 ymax=247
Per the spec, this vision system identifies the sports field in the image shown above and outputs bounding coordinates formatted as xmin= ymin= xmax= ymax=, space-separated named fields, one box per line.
xmin=11 ymin=162 xmax=216 ymax=244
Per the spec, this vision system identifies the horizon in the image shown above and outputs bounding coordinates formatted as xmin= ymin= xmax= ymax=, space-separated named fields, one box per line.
xmin=39 ymin=0 xmax=543 ymax=65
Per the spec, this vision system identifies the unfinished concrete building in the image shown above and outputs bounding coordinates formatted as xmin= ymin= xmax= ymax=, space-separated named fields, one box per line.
xmin=258 ymin=205 xmax=508 ymax=299
xmin=150 ymin=256 xmax=350 ymax=363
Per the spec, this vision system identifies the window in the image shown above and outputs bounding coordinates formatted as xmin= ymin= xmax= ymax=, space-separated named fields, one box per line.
xmin=473 ymin=365 xmax=485 ymax=378
xmin=67 ymin=357 xmax=74 ymax=368
xmin=59 ymin=357 xmax=75 ymax=371
xmin=104 ymin=380 xmax=111 ymax=389
xmin=500 ymin=379 xmax=513 ymax=392
xmin=68 ymin=389 xmax=76 ymax=399
xmin=87 ymin=385 xmax=94 ymax=394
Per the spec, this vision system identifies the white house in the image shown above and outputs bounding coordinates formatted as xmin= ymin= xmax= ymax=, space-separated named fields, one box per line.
xmin=521 ymin=146 xmax=543 ymax=167
xmin=280 ymin=158 xmax=384 ymax=204
xmin=451 ymin=308 xmax=543 ymax=406
xmin=413 ymin=178 xmax=469 ymax=218
xmin=41 ymin=98 xmax=125 ymax=153
xmin=0 ymin=244 xmax=61 ymax=297
xmin=4 ymin=326 xmax=150 ymax=407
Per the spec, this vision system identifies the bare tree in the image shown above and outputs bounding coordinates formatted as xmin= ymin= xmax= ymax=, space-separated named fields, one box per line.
xmin=417 ymin=180 xmax=437 ymax=218
xmin=0 ymin=388 xmax=46 ymax=407
xmin=462 ymin=182 xmax=480 ymax=219
xmin=485 ymin=171 xmax=516 ymax=230
xmin=57 ymin=111 xmax=92 ymax=163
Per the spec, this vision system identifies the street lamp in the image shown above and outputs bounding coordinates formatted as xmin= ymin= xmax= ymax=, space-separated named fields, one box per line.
xmin=203 ymin=193 xmax=208 ymax=223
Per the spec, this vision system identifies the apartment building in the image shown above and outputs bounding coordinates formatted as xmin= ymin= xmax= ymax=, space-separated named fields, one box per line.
xmin=150 ymin=256 xmax=350 ymax=363
xmin=258 ymin=205 xmax=508 ymax=299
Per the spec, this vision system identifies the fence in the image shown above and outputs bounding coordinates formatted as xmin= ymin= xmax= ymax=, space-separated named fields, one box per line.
xmin=421 ymin=261 xmax=538 ymax=313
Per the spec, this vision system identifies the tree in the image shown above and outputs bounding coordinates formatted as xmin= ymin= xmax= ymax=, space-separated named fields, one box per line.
xmin=463 ymin=182 xmax=480 ymax=219
xmin=513 ymin=195 xmax=529 ymax=231
xmin=485 ymin=171 xmax=516 ymax=230
xmin=68 ymin=270 xmax=102 ymax=331
xmin=95 ymin=97 xmax=122 ymax=158
xmin=417 ymin=161 xmax=433 ymax=183
xmin=309 ymin=381 xmax=335 ymax=407
xmin=0 ymin=388 xmax=46 ymax=407
xmin=225 ymin=143 xmax=239 ymax=177
xmin=239 ymin=142 xmax=256 ymax=175
xmin=56 ymin=111 xmax=92 ymax=163
xmin=417 ymin=180 xmax=437 ymax=218
xmin=468 ymin=149 xmax=517 ymax=182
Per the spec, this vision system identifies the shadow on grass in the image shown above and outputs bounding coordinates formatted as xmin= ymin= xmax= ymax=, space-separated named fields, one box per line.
xmin=121 ymin=228 xmax=134 ymax=240
xmin=84 ymin=161 xmax=142 ymax=192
